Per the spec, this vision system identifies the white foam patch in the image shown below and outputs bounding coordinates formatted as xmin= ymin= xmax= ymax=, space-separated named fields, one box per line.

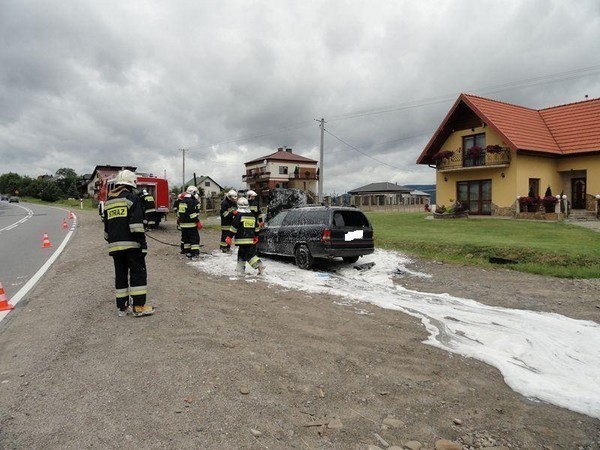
xmin=191 ymin=249 xmax=600 ymax=419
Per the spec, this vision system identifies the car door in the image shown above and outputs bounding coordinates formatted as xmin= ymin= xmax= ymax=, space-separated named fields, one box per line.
xmin=259 ymin=210 xmax=288 ymax=254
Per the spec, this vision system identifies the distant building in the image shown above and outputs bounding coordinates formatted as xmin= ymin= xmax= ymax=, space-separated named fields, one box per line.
xmin=186 ymin=175 xmax=223 ymax=197
xmin=243 ymin=147 xmax=319 ymax=205
xmin=348 ymin=182 xmax=430 ymax=211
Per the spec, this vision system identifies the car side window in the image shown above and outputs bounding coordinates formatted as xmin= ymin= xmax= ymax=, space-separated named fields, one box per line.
xmin=268 ymin=211 xmax=288 ymax=227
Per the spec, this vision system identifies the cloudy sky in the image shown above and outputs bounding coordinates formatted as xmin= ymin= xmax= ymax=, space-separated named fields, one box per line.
xmin=1 ymin=0 xmax=599 ymax=195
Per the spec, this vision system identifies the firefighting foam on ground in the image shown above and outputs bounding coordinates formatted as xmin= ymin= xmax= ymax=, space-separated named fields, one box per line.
xmin=192 ymin=248 xmax=600 ymax=419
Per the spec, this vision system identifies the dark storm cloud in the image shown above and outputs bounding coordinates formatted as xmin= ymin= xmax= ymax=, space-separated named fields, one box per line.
xmin=1 ymin=0 xmax=599 ymax=193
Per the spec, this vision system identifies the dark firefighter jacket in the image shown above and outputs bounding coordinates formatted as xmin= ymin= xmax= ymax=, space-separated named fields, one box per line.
xmin=177 ymin=194 xmax=200 ymax=228
xmin=228 ymin=209 xmax=259 ymax=245
xmin=142 ymin=193 xmax=156 ymax=215
xmin=103 ymin=185 xmax=147 ymax=255
xmin=220 ymin=197 xmax=237 ymax=230
xmin=248 ymin=198 xmax=261 ymax=222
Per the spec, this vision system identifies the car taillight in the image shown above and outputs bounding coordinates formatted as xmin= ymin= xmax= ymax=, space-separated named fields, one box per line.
xmin=321 ymin=229 xmax=331 ymax=243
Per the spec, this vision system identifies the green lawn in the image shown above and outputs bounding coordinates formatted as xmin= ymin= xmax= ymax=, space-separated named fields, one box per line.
xmin=367 ymin=212 xmax=600 ymax=278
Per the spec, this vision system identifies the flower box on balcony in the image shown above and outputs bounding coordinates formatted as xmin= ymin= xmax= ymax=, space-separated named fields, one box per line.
xmin=432 ymin=150 xmax=454 ymax=162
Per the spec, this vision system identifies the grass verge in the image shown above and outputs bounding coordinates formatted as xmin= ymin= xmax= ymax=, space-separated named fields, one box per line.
xmin=367 ymin=212 xmax=600 ymax=279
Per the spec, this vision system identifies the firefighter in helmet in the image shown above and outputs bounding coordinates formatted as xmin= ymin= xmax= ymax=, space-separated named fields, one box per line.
xmin=177 ymin=185 xmax=201 ymax=258
xmin=219 ymin=189 xmax=238 ymax=253
xmin=225 ymin=196 xmax=264 ymax=275
xmin=103 ymin=169 xmax=155 ymax=317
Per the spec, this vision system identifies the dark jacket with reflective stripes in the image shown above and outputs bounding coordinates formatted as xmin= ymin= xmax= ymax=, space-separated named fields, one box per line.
xmin=103 ymin=186 xmax=147 ymax=255
xmin=248 ymin=198 xmax=261 ymax=223
xmin=177 ymin=194 xmax=200 ymax=228
xmin=220 ymin=197 xmax=237 ymax=229
xmin=142 ymin=194 xmax=156 ymax=214
xmin=228 ymin=209 xmax=259 ymax=245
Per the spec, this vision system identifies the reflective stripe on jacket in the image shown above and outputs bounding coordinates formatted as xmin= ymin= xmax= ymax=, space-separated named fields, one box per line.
xmin=103 ymin=186 xmax=146 ymax=255
xmin=228 ymin=210 xmax=259 ymax=246
xmin=177 ymin=194 xmax=200 ymax=227
xmin=220 ymin=198 xmax=237 ymax=227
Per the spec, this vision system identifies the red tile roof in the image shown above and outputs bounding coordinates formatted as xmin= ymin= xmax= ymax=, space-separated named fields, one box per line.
xmin=417 ymin=94 xmax=600 ymax=163
xmin=245 ymin=149 xmax=317 ymax=165
xmin=464 ymin=94 xmax=561 ymax=153
xmin=539 ymin=99 xmax=600 ymax=153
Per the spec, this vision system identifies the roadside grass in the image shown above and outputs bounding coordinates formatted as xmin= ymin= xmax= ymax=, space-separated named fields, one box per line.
xmin=367 ymin=212 xmax=600 ymax=279
xmin=20 ymin=196 xmax=96 ymax=210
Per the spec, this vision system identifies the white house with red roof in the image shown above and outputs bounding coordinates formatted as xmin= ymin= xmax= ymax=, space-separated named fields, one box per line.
xmin=417 ymin=94 xmax=600 ymax=217
xmin=243 ymin=147 xmax=319 ymax=204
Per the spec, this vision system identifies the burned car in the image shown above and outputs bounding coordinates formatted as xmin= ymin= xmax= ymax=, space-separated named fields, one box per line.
xmin=257 ymin=205 xmax=374 ymax=270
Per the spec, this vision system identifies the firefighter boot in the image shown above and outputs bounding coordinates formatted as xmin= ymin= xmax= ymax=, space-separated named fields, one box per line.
xmin=236 ymin=260 xmax=246 ymax=275
xmin=132 ymin=305 xmax=156 ymax=317
xmin=256 ymin=261 xmax=265 ymax=276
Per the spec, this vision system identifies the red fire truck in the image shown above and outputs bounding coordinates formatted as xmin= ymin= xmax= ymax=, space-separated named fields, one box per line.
xmin=98 ymin=173 xmax=170 ymax=225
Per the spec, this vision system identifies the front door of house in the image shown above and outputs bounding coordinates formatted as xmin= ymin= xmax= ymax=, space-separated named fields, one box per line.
xmin=457 ymin=179 xmax=491 ymax=215
xmin=571 ymin=178 xmax=586 ymax=209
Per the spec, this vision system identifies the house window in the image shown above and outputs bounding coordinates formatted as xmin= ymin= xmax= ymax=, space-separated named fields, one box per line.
xmin=204 ymin=182 xmax=210 ymax=187
xmin=457 ymin=179 xmax=492 ymax=215
xmin=528 ymin=178 xmax=540 ymax=197
xmin=279 ymin=166 xmax=288 ymax=175
xmin=463 ymin=133 xmax=486 ymax=167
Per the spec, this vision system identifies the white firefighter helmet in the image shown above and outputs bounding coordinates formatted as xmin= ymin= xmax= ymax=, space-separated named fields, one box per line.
xmin=237 ymin=197 xmax=249 ymax=208
xmin=186 ymin=185 xmax=199 ymax=195
xmin=246 ymin=190 xmax=257 ymax=199
xmin=142 ymin=189 xmax=148 ymax=196
xmin=226 ymin=189 xmax=238 ymax=200
xmin=115 ymin=170 xmax=137 ymax=188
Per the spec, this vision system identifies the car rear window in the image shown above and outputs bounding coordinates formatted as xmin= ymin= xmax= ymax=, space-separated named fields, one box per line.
xmin=283 ymin=208 xmax=327 ymax=226
xmin=332 ymin=210 xmax=370 ymax=227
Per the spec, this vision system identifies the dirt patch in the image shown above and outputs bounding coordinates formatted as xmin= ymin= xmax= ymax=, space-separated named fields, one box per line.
xmin=0 ymin=209 xmax=598 ymax=449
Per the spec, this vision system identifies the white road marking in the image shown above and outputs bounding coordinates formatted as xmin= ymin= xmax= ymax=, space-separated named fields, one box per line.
xmin=0 ymin=204 xmax=34 ymax=233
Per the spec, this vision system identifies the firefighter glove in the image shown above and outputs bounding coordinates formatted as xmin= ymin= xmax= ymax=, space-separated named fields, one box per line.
xmin=197 ymin=221 xmax=203 ymax=230
xmin=225 ymin=236 xmax=232 ymax=246
xmin=253 ymin=236 xmax=259 ymax=244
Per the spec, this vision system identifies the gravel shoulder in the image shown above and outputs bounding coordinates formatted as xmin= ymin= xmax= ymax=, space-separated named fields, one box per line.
xmin=0 ymin=209 xmax=598 ymax=450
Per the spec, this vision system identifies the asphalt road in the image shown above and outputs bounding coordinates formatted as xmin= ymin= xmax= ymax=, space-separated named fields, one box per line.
xmin=0 ymin=201 xmax=75 ymax=303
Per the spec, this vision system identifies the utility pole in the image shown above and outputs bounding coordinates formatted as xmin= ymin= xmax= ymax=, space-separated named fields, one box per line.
xmin=180 ymin=148 xmax=187 ymax=192
xmin=317 ymin=118 xmax=325 ymax=202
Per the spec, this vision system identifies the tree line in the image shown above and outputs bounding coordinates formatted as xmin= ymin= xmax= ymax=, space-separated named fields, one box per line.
xmin=0 ymin=168 xmax=81 ymax=202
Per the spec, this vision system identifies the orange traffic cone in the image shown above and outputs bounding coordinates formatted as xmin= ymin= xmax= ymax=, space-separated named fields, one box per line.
xmin=69 ymin=211 xmax=75 ymax=220
xmin=0 ymin=282 xmax=14 ymax=311
xmin=42 ymin=232 xmax=52 ymax=248
xmin=62 ymin=219 xmax=68 ymax=229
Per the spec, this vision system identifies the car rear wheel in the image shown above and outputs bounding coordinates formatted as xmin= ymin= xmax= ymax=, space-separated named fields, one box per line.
xmin=294 ymin=244 xmax=314 ymax=270
xmin=342 ymin=256 xmax=359 ymax=263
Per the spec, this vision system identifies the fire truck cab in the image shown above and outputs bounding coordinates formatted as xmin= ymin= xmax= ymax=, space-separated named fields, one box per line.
xmin=98 ymin=174 xmax=170 ymax=226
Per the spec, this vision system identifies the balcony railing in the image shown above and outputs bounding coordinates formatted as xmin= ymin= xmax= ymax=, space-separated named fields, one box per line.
xmin=436 ymin=147 xmax=511 ymax=171
xmin=292 ymin=172 xmax=318 ymax=180
xmin=242 ymin=171 xmax=271 ymax=181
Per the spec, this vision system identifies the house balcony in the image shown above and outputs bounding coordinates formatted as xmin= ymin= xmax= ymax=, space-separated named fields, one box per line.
xmin=436 ymin=147 xmax=511 ymax=172
xmin=291 ymin=172 xmax=319 ymax=180
xmin=242 ymin=171 xmax=271 ymax=181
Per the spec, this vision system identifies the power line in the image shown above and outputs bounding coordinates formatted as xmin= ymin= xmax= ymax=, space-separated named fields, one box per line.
xmin=326 ymin=63 xmax=600 ymax=122
xmin=325 ymin=129 xmax=406 ymax=171
xmin=178 ymin=63 xmax=600 ymax=156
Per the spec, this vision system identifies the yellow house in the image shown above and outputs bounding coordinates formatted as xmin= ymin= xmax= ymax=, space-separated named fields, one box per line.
xmin=416 ymin=93 xmax=600 ymax=216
